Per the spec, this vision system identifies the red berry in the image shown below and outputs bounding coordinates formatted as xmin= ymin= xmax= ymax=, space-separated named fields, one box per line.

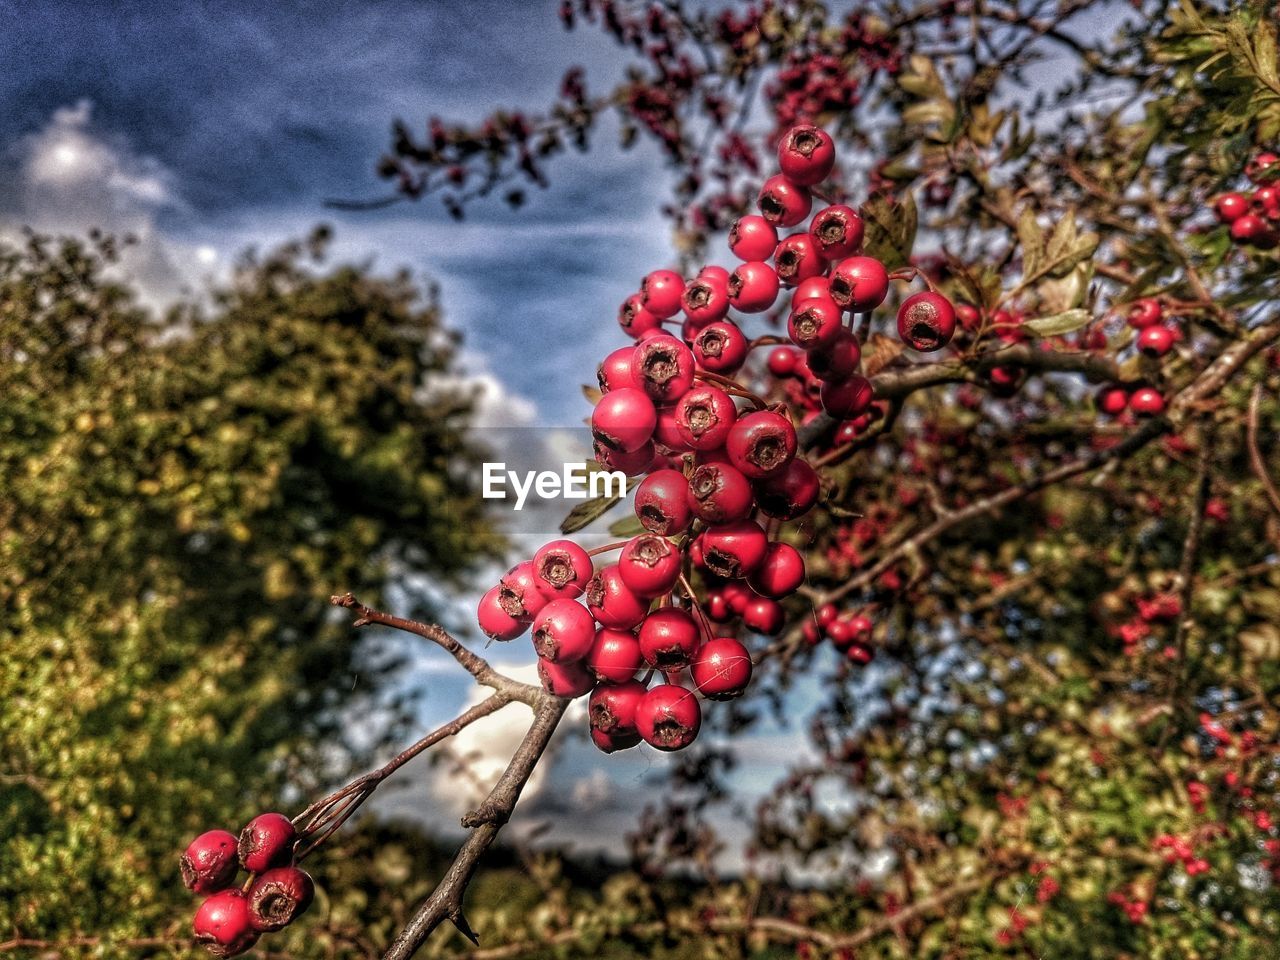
xmin=533 ymin=539 xmax=593 ymax=598
xmin=594 ymin=438 xmax=655 ymax=476
xmin=194 ymin=890 xmax=258 ymax=958
xmin=692 ymin=321 xmax=749 ymax=374
xmin=809 ymin=204 xmax=864 ymax=259
xmin=586 ymin=628 xmax=643 ymax=683
xmin=237 ymin=813 xmax=295 ymax=874
xmin=634 ymin=469 xmax=693 ymax=535
xmin=653 ymin=407 xmax=690 ymax=452
xmin=1231 ymin=213 xmax=1277 ymax=247
xmin=246 ymin=866 xmax=314 ymax=932
xmin=1097 ymin=386 xmax=1129 ymax=416
xmin=767 ymin=346 xmax=801 ymax=377
xmin=777 ymin=124 xmax=836 ymax=185
xmin=806 ymin=328 xmax=861 ymax=381
xmin=592 ymin=387 xmax=657 ymax=453
xmin=727 ymin=261 xmax=781 ymax=313
xmin=956 ymin=303 xmax=981 ymax=331
xmin=700 ymin=519 xmax=769 ymax=578
xmin=181 ymin=830 xmax=240 ymax=895
xmin=640 ymin=269 xmax=685 ymax=319
xmin=618 ymin=293 xmax=662 ymax=338
xmin=478 ymin=585 xmax=527 ymax=641
xmin=742 ymin=596 xmax=785 ymax=635
xmin=674 ymin=385 xmax=738 ymax=451
xmin=1129 ymin=386 xmax=1166 ymax=416
xmin=686 ymin=461 xmax=755 ymax=523
xmin=537 ymin=656 xmax=595 ymax=698
xmin=681 ymin=274 xmax=730 ymax=327
xmin=1137 ymin=325 xmax=1176 ymax=357
xmin=588 ymin=679 xmax=648 ymax=732
xmin=757 ymin=174 xmax=812 ymax=227
xmin=531 ymin=598 xmax=596 ymax=662
xmin=691 ymin=637 xmax=753 ymax=700
xmin=1247 ymin=151 xmax=1280 ymax=183
xmin=787 ymin=295 xmax=844 ymax=350
xmin=633 ymin=334 xmax=696 ymax=403
xmin=705 ymin=591 xmax=732 ymax=622
xmin=591 ymin=725 xmax=643 ymax=753
xmin=585 ymin=565 xmax=650 ymax=629
xmin=748 ymin=542 xmax=806 ymax=598
xmin=1126 ymin=298 xmax=1162 ymax=329
xmin=699 ymin=264 xmax=730 ymax=285
xmin=635 ymin=684 xmax=701 ymax=751
xmin=897 ymin=291 xmax=957 ymax=352
xmin=820 ymin=375 xmax=873 ymax=418
xmin=729 ymin=214 xmax=779 ymax=261
xmin=753 ymin=458 xmax=820 ymax=520
xmin=726 ymin=410 xmax=798 ymax=479
xmin=794 ymin=276 xmax=832 ymax=303
xmin=829 ymin=256 xmax=889 ymax=311
xmin=638 ymin=608 xmax=702 ymax=667
xmin=618 ymin=534 xmax=682 ymax=597
xmin=497 ymin=560 xmax=550 ymax=621
xmin=597 ymin=346 xmax=637 ymax=392
xmin=773 ymin=233 xmax=825 ymax=287
xmin=1214 ymin=192 xmax=1250 ymax=223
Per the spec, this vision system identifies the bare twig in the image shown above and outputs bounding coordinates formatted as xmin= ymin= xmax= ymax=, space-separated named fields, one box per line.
xmin=1246 ymin=384 xmax=1280 ymax=520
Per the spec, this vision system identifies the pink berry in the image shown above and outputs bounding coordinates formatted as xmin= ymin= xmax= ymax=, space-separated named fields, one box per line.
xmin=686 ymin=461 xmax=755 ymax=523
xmin=700 ymin=519 xmax=769 ymax=579
xmin=692 ymin=321 xmax=749 ymax=374
xmin=633 ymin=334 xmax=696 ymax=403
xmin=194 ymin=890 xmax=258 ymax=958
xmin=532 ymin=598 xmax=596 ymax=663
xmin=809 ymin=204 xmax=864 ymax=259
xmin=691 ymin=637 xmax=753 ymax=700
xmin=729 ymin=214 xmax=779 ymax=261
xmin=777 ymin=124 xmax=836 ymax=186
xmin=638 ymin=608 xmax=702 ymax=668
xmin=478 ymin=585 xmax=527 ymax=641
xmin=592 ymin=387 xmax=657 ymax=454
xmin=537 ymin=656 xmax=595 ymax=698
xmin=829 ymin=256 xmax=889 ymax=312
xmin=634 ymin=469 xmax=694 ymax=535
xmin=896 ymin=292 xmax=957 ymax=352
xmin=727 ymin=261 xmax=781 ymax=313
xmin=748 ymin=542 xmax=807 ymax=598
xmin=585 ymin=565 xmax=650 ymax=629
xmin=757 ymin=174 xmax=812 ymax=227
xmin=246 ymin=866 xmax=314 ymax=932
xmin=618 ymin=534 xmax=682 ymax=598
xmin=586 ymin=628 xmax=644 ymax=683
xmin=635 ymin=684 xmax=702 ymax=751
xmin=640 ymin=269 xmax=685 ymax=319
xmin=532 ymin=539 xmax=593 ymax=599
xmin=726 ymin=410 xmax=797 ymax=479
xmin=237 ymin=813 xmax=295 ymax=873
xmin=588 ymin=679 xmax=648 ymax=733
xmin=674 ymin=385 xmax=738 ymax=451
xmin=181 ymin=830 xmax=240 ymax=895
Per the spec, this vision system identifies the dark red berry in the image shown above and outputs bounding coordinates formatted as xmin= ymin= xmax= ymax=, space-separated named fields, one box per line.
xmin=726 ymin=410 xmax=798 ymax=479
xmin=618 ymin=294 xmax=662 ymax=339
xmin=618 ymin=534 xmax=682 ymax=597
xmin=181 ymin=830 xmax=239 ymax=895
xmin=767 ymin=346 xmax=801 ymax=377
xmin=690 ymin=637 xmax=753 ymax=700
xmin=633 ymin=334 xmax=696 ymax=403
xmin=748 ymin=542 xmax=806 ymax=598
xmin=635 ymin=684 xmax=701 ymax=751
xmin=700 ymin=519 xmax=769 ymax=579
xmin=586 ymin=628 xmax=643 ymax=683
xmin=729 ymin=214 xmax=779 ymax=261
xmin=1097 ymin=386 xmax=1129 ymax=415
xmin=777 ymin=124 xmax=835 ymax=185
xmin=194 ymin=890 xmax=258 ymax=958
xmin=638 ymin=608 xmax=702 ymax=667
xmin=532 ymin=598 xmax=597 ymax=662
xmin=537 ymin=656 xmax=595 ymax=697
xmin=787 ymin=296 xmax=843 ymax=350
xmin=533 ymin=540 xmax=593 ymax=598
xmin=773 ymin=233 xmax=825 ymax=287
xmin=828 ymin=256 xmax=889 ymax=312
xmin=594 ymin=438 xmax=655 ymax=476
xmin=592 ymin=387 xmax=657 ymax=453
xmin=896 ymin=292 xmax=957 ymax=352
xmin=1137 ymin=325 xmax=1176 ymax=358
xmin=806 ymin=328 xmax=861 ymax=381
xmin=758 ymin=174 xmax=812 ymax=227
xmin=820 ymin=375 xmax=873 ymax=418
xmin=1247 ymin=151 xmax=1280 ymax=183
xmin=589 ymin=679 xmax=648 ymax=733
xmin=497 ymin=560 xmax=550 ymax=621
xmin=753 ymin=458 xmax=820 ymax=520
xmin=478 ymin=585 xmax=527 ymax=641
xmin=809 ymin=204 xmax=864 ymax=259
xmin=585 ymin=565 xmax=650 ymax=629
xmin=247 ymin=866 xmax=314 ymax=932
xmin=640 ymin=269 xmax=685 ymax=319
xmin=1231 ymin=213 xmax=1277 ymax=247
xmin=728 ymin=261 xmax=781 ymax=313
xmin=634 ymin=468 xmax=693 ymax=535
xmin=1126 ymin=298 xmax=1162 ymax=329
xmin=591 ymin=726 xmax=643 ymax=753
xmin=597 ymin=346 xmax=637 ymax=392
xmin=692 ymin=321 xmax=749 ymax=374
xmin=674 ymin=385 xmax=738 ymax=451
xmin=742 ymin=596 xmax=784 ymax=635
xmin=686 ymin=461 xmax=755 ymax=523
xmin=238 ymin=813 xmax=295 ymax=874
xmin=1129 ymin=386 xmax=1166 ymax=416
xmin=1215 ymin=193 xmax=1249 ymax=223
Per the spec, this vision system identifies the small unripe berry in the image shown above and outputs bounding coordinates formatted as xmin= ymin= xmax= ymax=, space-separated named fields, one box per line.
xmin=748 ymin=542 xmax=806 ymax=598
xmin=728 ymin=261 xmax=781 ymax=313
xmin=1126 ymin=298 xmax=1163 ymax=329
xmin=674 ymin=385 xmax=738 ymax=451
xmin=638 ymin=608 xmax=702 ymax=668
xmin=726 ymin=410 xmax=798 ymax=479
xmin=633 ymin=334 xmax=697 ymax=403
xmin=592 ymin=387 xmax=657 ymax=453
xmin=741 ymin=596 xmax=785 ymax=635
xmin=700 ymin=519 xmax=769 ymax=579
xmin=586 ymin=628 xmax=643 ymax=683
xmin=773 ymin=233 xmax=825 ymax=287
xmin=537 ymin=656 xmax=595 ymax=698
xmin=497 ymin=560 xmax=550 ymax=621
xmin=777 ymin=124 xmax=836 ymax=185
xmin=640 ymin=269 xmax=685 ymax=319
xmin=478 ymin=585 xmax=528 ymax=642
xmin=618 ymin=294 xmax=662 ymax=339
xmin=753 ymin=458 xmax=820 ymax=520
xmin=681 ymin=274 xmax=730 ymax=327
xmin=896 ymin=292 xmax=957 ymax=352
xmin=588 ymin=679 xmax=648 ymax=733
xmin=686 ymin=462 xmax=755 ymax=523
xmin=635 ymin=684 xmax=702 ymax=751
xmin=691 ymin=637 xmax=753 ymax=700
xmin=692 ymin=321 xmax=749 ymax=374
xmin=181 ymin=830 xmax=240 ymax=895
xmin=829 ymin=256 xmax=888 ymax=311
xmin=532 ymin=598 xmax=597 ymax=662
xmin=618 ymin=534 xmax=682 ymax=597
xmin=194 ymin=890 xmax=258 ymax=958
xmin=533 ymin=540 xmax=593 ymax=599
xmin=634 ymin=469 xmax=693 ymax=535
xmin=586 ymin=564 xmax=651 ymax=629
xmin=757 ymin=174 xmax=812 ymax=227
xmin=1137 ymin=325 xmax=1176 ymax=358
xmin=597 ymin=347 xmax=637 ymax=393
xmin=820 ymin=375 xmax=874 ymax=418
xmin=238 ymin=813 xmax=296 ymax=874
xmin=247 ymin=866 xmax=314 ymax=932
xmin=729 ymin=214 xmax=779 ymax=261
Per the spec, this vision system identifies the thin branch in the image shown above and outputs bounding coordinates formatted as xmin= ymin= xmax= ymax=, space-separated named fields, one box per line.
xmin=1246 ymin=384 xmax=1280 ymax=520
xmin=1169 ymin=442 xmax=1211 ymax=715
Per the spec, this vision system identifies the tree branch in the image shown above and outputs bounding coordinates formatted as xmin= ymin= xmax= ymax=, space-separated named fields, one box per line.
xmin=1246 ymin=383 xmax=1280 ymax=520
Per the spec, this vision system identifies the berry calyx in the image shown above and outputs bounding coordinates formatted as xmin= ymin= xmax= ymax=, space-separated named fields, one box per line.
xmin=809 ymin=204 xmax=864 ymax=260
xmin=497 ymin=561 xmax=550 ymax=620
xmin=237 ymin=813 xmax=296 ymax=874
xmin=726 ymin=410 xmax=798 ymax=479
xmin=690 ymin=637 xmax=753 ymax=700
xmin=757 ymin=174 xmax=813 ymax=227
xmin=181 ymin=830 xmax=240 ymax=895
xmin=681 ymin=274 xmax=730 ymax=327
xmin=674 ymin=384 xmax=738 ymax=451
xmin=618 ymin=534 xmax=682 ymax=597
xmin=478 ymin=585 xmax=528 ymax=642
xmin=633 ymin=334 xmax=697 ymax=403
xmin=635 ymin=684 xmax=702 ymax=751
xmin=686 ymin=461 xmax=755 ymax=523
xmin=532 ymin=540 xmax=593 ymax=598
xmin=773 ymin=233 xmax=825 ymax=287
xmin=618 ymin=294 xmax=662 ymax=339
xmin=692 ymin=321 xmax=748 ymax=374
xmin=787 ymin=295 xmax=843 ymax=350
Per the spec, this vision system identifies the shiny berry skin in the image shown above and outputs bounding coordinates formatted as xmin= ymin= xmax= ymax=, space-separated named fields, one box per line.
xmin=692 ymin=321 xmax=748 ymax=374
xmin=728 ymin=214 xmax=779 ymax=261
xmin=757 ymin=174 xmax=812 ymax=227
xmin=820 ymin=375 xmax=874 ymax=418
xmin=532 ymin=598 xmax=596 ymax=662
xmin=194 ymin=890 xmax=258 ymax=958
xmin=640 ymin=269 xmax=685 ymax=319
xmin=1126 ymin=298 xmax=1163 ymax=329
xmin=247 ymin=866 xmax=314 ymax=932
xmin=497 ymin=561 xmax=549 ymax=621
xmin=533 ymin=539 xmax=593 ymax=598
xmin=237 ymin=813 xmax=295 ymax=874
xmin=705 ymin=592 xmax=732 ymax=622
xmin=753 ymin=458 xmax=820 ymax=520
xmin=181 ymin=830 xmax=240 ymax=895
xmin=634 ymin=469 xmax=693 ymax=535
xmin=586 ymin=628 xmax=643 ymax=683
xmin=773 ymin=233 xmax=825 ymax=287
xmin=809 ymin=204 xmax=864 ymax=259
xmin=686 ymin=462 xmax=755 ymax=523
xmin=478 ymin=585 xmax=528 ymax=641
xmin=1247 ymin=151 xmax=1280 ymax=183
xmin=592 ymin=387 xmax=657 ymax=453
xmin=1129 ymin=386 xmax=1166 ymax=416
xmin=787 ymin=296 xmax=843 ymax=350
xmin=588 ymin=679 xmax=648 ymax=733
xmin=767 ymin=346 xmax=801 ymax=377
xmin=829 ymin=256 xmax=889 ymax=312
xmin=794 ymin=276 xmax=832 ymax=303
xmin=777 ymin=124 xmax=836 ymax=185
xmin=691 ymin=637 xmax=753 ymax=700
xmin=618 ymin=534 xmax=682 ymax=598
xmin=897 ymin=292 xmax=957 ymax=352
xmin=1097 ymin=386 xmax=1130 ymax=416
xmin=635 ymin=684 xmax=701 ymax=751
xmin=681 ymin=275 xmax=730 ymax=327
xmin=699 ymin=264 xmax=730 ymax=285
xmin=674 ymin=385 xmax=738 ymax=451
xmin=585 ymin=565 xmax=650 ymax=629
xmin=1137 ymin=325 xmax=1176 ymax=357
xmin=633 ymin=334 xmax=696 ymax=403
xmin=727 ymin=261 xmax=781 ymax=313
xmin=597 ymin=346 xmax=636 ymax=393
xmin=652 ymin=407 xmax=689 ymax=453
xmin=591 ymin=726 xmax=642 ymax=753
xmin=537 ymin=656 xmax=595 ymax=698
xmin=956 ymin=303 xmax=981 ymax=332
xmin=1231 ymin=213 xmax=1277 ymax=247
xmin=618 ymin=293 xmax=662 ymax=339
xmin=748 ymin=542 xmax=806 ymax=598
xmin=638 ymin=608 xmax=702 ymax=667
xmin=806 ymin=329 xmax=861 ymax=381
xmin=700 ymin=519 xmax=769 ymax=579
xmin=742 ymin=596 xmax=785 ymax=635
xmin=1214 ymin=192 xmax=1250 ymax=223
xmin=726 ymin=410 xmax=798 ymax=479
xmin=594 ymin=438 xmax=655 ymax=476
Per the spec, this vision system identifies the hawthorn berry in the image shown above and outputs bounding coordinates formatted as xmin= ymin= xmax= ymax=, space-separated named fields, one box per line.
xmin=1214 ymin=193 xmax=1250 ymax=223
xmin=726 ymin=410 xmax=798 ymax=478
xmin=588 ymin=679 xmax=648 ymax=733
xmin=686 ymin=461 xmax=755 ymax=523
xmin=793 ymin=275 xmax=832 ymax=303
xmin=1247 ymin=151 xmax=1279 ymax=183
xmin=748 ymin=542 xmax=806 ymax=598
xmin=586 ymin=627 xmax=643 ymax=683
xmin=753 ymin=458 xmax=820 ymax=520
xmin=820 ymin=375 xmax=874 ymax=418
xmin=698 ymin=264 xmax=730 ymax=285
xmin=728 ymin=260 xmax=781 ymax=313
xmin=1231 ymin=213 xmax=1277 ymax=247
xmin=1137 ymin=325 xmax=1176 ymax=358
xmin=537 ymin=656 xmax=595 ymax=698
xmin=1129 ymin=386 xmax=1166 ymax=416
xmin=497 ymin=560 xmax=550 ymax=621
xmin=757 ymin=174 xmax=812 ymax=227
xmin=585 ymin=565 xmax=650 ymax=629
xmin=1126 ymin=298 xmax=1162 ymax=329
xmin=692 ymin=321 xmax=749 ymax=374
xmin=238 ymin=813 xmax=296 ymax=874
xmin=533 ymin=539 xmax=593 ymax=598
xmin=590 ymin=726 xmax=642 ymax=753
xmin=691 ymin=637 xmax=753 ymax=700
xmin=897 ymin=291 xmax=957 ymax=352
xmin=700 ymin=519 xmax=769 ymax=578
xmin=1097 ymin=386 xmax=1129 ymax=416
xmin=767 ymin=346 xmax=801 ymax=377
xmin=597 ymin=346 xmax=637 ymax=393
xmin=828 ymin=256 xmax=889 ymax=311
xmin=634 ymin=469 xmax=693 ymax=535
xmin=594 ymin=438 xmax=655 ymax=476
xmin=809 ymin=204 xmax=864 ymax=260
xmin=742 ymin=596 xmax=785 ymax=636
xmin=532 ymin=598 xmax=597 ymax=662
xmin=674 ymin=385 xmax=738 ymax=451
xmin=478 ymin=585 xmax=528 ymax=642
xmin=787 ymin=295 xmax=844 ymax=350
xmin=777 ymin=124 xmax=835 ymax=185
xmin=680 ymin=274 xmax=730 ymax=327
xmin=640 ymin=269 xmax=685 ymax=319
xmin=618 ymin=534 xmax=682 ymax=597
xmin=618 ymin=294 xmax=662 ymax=339
xmin=246 ymin=866 xmax=314 ymax=932
xmin=181 ymin=830 xmax=240 ymax=895
xmin=806 ymin=328 xmax=861 ymax=381
xmin=194 ymin=890 xmax=258 ymax=958
xmin=729 ymin=214 xmax=779 ymax=261
xmin=638 ymin=607 xmax=702 ymax=667
xmin=591 ymin=387 xmax=657 ymax=453
xmin=635 ymin=684 xmax=702 ymax=751
xmin=633 ymin=334 xmax=696 ymax=403
xmin=773 ymin=233 xmax=825 ymax=287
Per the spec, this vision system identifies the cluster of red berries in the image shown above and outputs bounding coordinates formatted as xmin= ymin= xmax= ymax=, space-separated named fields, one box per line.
xmin=1212 ymin=151 xmax=1280 ymax=249
xmin=180 ymin=813 xmax=313 ymax=956
xmin=1106 ymin=888 xmax=1150 ymax=925
xmin=1153 ymin=833 xmax=1211 ymax=876
xmin=800 ymin=603 xmax=875 ymax=664
xmin=1092 ymin=296 xmax=1178 ymax=419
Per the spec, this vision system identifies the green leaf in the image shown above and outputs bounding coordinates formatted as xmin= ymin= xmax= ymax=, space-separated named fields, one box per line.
xmin=607 ymin=514 xmax=645 ymax=537
xmin=1023 ymin=309 xmax=1092 ymax=338
xmin=860 ymin=192 xmax=918 ymax=270
xmin=1018 ymin=209 xmax=1045 ymax=281
xmin=560 ymin=492 xmax=622 ymax=534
